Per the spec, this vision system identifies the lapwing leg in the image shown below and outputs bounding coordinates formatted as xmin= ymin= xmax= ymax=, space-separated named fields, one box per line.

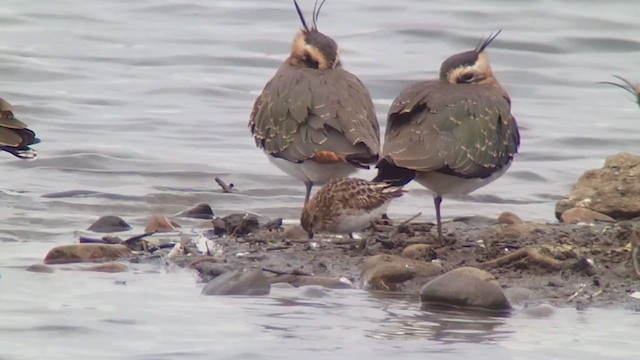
xmin=304 ymin=181 xmax=313 ymax=205
xmin=434 ymin=195 xmax=443 ymax=241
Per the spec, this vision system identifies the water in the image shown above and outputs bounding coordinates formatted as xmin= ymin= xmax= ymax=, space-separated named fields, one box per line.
xmin=1 ymin=0 xmax=639 ymax=358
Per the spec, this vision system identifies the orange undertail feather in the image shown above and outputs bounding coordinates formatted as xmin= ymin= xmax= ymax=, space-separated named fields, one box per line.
xmin=308 ymin=151 xmax=346 ymax=164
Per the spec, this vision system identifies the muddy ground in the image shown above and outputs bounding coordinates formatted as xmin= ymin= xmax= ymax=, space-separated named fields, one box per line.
xmin=152 ymin=212 xmax=640 ymax=310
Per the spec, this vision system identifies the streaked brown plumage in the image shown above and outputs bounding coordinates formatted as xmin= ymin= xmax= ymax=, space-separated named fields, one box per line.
xmin=249 ymin=0 xmax=380 ymax=205
xmin=0 ymin=98 xmax=40 ymax=159
xmin=599 ymin=75 xmax=640 ymax=110
xmin=374 ymin=30 xmax=520 ymax=241
xmin=300 ymin=177 xmax=405 ymax=239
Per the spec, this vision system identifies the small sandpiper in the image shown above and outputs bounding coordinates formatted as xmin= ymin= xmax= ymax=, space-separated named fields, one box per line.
xmin=300 ymin=177 xmax=405 ymax=240
xmin=373 ymin=30 xmax=520 ymax=241
xmin=0 ymin=98 xmax=40 ymax=159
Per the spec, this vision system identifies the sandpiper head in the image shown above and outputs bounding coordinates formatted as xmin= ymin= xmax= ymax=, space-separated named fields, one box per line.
xmin=289 ymin=0 xmax=341 ymax=70
xmin=300 ymin=206 xmax=315 ymax=239
xmin=439 ymin=30 xmax=502 ymax=85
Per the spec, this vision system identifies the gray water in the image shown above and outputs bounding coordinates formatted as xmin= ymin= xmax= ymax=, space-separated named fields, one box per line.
xmin=1 ymin=0 xmax=639 ymax=358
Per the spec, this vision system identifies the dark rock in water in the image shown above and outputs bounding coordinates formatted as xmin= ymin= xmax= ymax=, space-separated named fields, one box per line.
xmin=504 ymin=287 xmax=537 ymax=306
xmin=401 ymin=244 xmax=437 ymax=261
xmin=175 ymin=203 xmax=214 ymax=219
xmin=212 ymin=218 xmax=227 ymax=236
xmin=560 ymin=207 xmax=615 ymax=224
xmin=189 ymin=258 xmax=232 ymax=282
xmin=83 ymin=262 xmax=129 ymax=273
xmin=362 ymin=254 xmax=443 ymax=291
xmin=25 ymin=264 xmax=55 ymax=273
xmin=87 ymin=215 xmax=132 ymax=233
xmin=262 ymin=218 xmax=283 ymax=230
xmin=299 ymin=285 xmax=330 ymax=298
xmin=43 ymin=244 xmax=131 ymax=265
xmin=420 ymin=267 xmax=511 ymax=312
xmin=201 ymin=269 xmax=270 ymax=296
xmin=268 ymin=274 xmax=354 ymax=289
xmin=556 ymin=152 xmax=640 ymax=220
xmin=497 ymin=211 xmax=524 ymax=226
xmin=221 ymin=213 xmax=260 ymax=236
xmin=144 ymin=215 xmax=180 ymax=233
xmin=521 ymin=303 xmax=556 ymax=318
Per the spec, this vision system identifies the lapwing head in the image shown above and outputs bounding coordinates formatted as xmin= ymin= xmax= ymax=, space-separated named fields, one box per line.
xmin=289 ymin=0 xmax=341 ymax=70
xmin=439 ymin=30 xmax=502 ymax=85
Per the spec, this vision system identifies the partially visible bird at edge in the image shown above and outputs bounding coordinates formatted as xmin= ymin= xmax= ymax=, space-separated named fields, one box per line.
xmin=0 ymin=98 xmax=40 ymax=160
xmin=373 ymin=30 xmax=520 ymax=242
xmin=599 ymin=75 xmax=640 ymax=110
xmin=300 ymin=177 xmax=405 ymax=242
xmin=248 ymin=0 xmax=380 ymax=206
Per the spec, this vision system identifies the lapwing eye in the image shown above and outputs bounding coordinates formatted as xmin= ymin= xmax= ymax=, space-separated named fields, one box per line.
xmin=458 ymin=73 xmax=475 ymax=83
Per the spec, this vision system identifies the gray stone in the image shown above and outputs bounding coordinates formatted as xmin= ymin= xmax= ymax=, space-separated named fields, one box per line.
xmin=25 ymin=264 xmax=55 ymax=273
xmin=175 ymin=203 xmax=214 ymax=219
xmin=504 ymin=287 xmax=537 ymax=306
xmin=201 ymin=269 xmax=270 ymax=296
xmin=420 ymin=267 xmax=511 ymax=312
xmin=299 ymin=285 xmax=330 ymax=298
xmin=87 ymin=215 xmax=132 ymax=233
xmin=521 ymin=303 xmax=556 ymax=318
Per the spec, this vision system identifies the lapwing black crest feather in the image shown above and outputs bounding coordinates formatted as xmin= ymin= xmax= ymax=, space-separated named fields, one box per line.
xmin=475 ymin=29 xmax=502 ymax=53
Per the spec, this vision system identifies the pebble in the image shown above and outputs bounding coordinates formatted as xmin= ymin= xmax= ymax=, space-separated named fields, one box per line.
xmin=87 ymin=215 xmax=132 ymax=233
xmin=420 ymin=267 xmax=511 ymax=312
xmin=201 ymin=269 xmax=270 ymax=296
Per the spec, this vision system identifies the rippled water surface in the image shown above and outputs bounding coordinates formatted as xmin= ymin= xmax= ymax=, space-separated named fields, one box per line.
xmin=1 ymin=0 xmax=639 ymax=358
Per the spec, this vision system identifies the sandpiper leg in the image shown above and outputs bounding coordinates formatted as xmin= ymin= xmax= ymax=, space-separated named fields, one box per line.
xmin=304 ymin=181 xmax=313 ymax=205
xmin=434 ymin=195 xmax=443 ymax=241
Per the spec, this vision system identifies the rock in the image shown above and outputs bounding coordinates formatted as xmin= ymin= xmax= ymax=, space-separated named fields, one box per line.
xmin=87 ymin=215 xmax=132 ymax=233
xmin=419 ymin=267 xmax=511 ymax=312
xmin=401 ymin=244 xmax=437 ymax=261
xmin=175 ymin=203 xmax=214 ymax=219
xmin=362 ymin=254 xmax=443 ymax=291
xmin=43 ymin=244 xmax=131 ymax=265
xmin=560 ymin=207 xmax=615 ymax=224
xmin=555 ymin=153 xmax=640 ymax=220
xmin=190 ymin=260 xmax=232 ymax=282
xmin=283 ymin=225 xmax=309 ymax=240
xmin=498 ymin=211 xmax=524 ymax=225
xmin=263 ymin=218 xmax=283 ymax=230
xmin=25 ymin=264 xmax=55 ymax=273
xmin=83 ymin=262 xmax=129 ymax=273
xmin=299 ymin=285 xmax=330 ymax=298
xmin=521 ymin=303 xmax=556 ymax=318
xmin=271 ymin=282 xmax=295 ymax=289
xmin=144 ymin=215 xmax=180 ymax=233
xmin=201 ymin=269 xmax=270 ymax=296
xmin=222 ymin=213 xmax=260 ymax=236
xmin=504 ymin=287 xmax=537 ymax=306
xmin=268 ymin=274 xmax=354 ymax=289
xmin=211 ymin=217 xmax=227 ymax=236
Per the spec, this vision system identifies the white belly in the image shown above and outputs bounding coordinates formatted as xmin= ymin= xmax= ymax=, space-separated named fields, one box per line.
xmin=267 ymin=155 xmax=357 ymax=185
xmin=415 ymin=163 xmax=511 ymax=196
xmin=326 ymin=205 xmax=389 ymax=234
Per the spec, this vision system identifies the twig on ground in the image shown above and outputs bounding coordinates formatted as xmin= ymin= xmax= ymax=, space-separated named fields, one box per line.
xmin=566 ymin=284 xmax=586 ymax=302
xmin=479 ymin=246 xmax=568 ymax=269
xmin=214 ymin=177 xmax=235 ymax=193
xmin=398 ymin=212 xmax=422 ymax=227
